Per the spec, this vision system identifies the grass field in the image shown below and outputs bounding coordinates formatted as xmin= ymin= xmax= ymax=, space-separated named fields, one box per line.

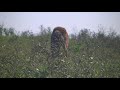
xmin=0 ymin=25 xmax=120 ymax=78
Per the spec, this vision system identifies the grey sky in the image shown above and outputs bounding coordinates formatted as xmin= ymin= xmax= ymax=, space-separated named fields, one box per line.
xmin=0 ymin=12 xmax=120 ymax=35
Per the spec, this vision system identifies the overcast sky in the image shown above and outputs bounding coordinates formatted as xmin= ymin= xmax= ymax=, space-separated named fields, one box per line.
xmin=0 ymin=12 xmax=120 ymax=35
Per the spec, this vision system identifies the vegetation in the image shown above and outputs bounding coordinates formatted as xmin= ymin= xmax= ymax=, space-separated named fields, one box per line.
xmin=0 ymin=25 xmax=120 ymax=78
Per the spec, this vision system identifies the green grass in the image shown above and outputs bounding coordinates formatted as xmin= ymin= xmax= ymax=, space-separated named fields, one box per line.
xmin=0 ymin=26 xmax=120 ymax=78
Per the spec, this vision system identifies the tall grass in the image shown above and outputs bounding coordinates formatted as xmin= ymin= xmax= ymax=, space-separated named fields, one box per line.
xmin=0 ymin=25 xmax=120 ymax=78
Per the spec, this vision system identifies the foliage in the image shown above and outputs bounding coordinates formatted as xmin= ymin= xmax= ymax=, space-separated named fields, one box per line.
xmin=0 ymin=25 xmax=120 ymax=78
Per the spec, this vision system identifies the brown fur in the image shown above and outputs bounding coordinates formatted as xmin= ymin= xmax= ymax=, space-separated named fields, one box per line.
xmin=53 ymin=27 xmax=69 ymax=48
xmin=51 ymin=27 xmax=69 ymax=58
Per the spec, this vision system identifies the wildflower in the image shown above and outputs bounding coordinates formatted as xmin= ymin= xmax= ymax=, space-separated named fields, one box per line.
xmin=90 ymin=57 xmax=94 ymax=59
xmin=36 ymin=68 xmax=39 ymax=71
xmin=61 ymin=59 xmax=65 ymax=62
xmin=28 ymin=71 xmax=31 ymax=73
xmin=90 ymin=62 xmax=93 ymax=64
xmin=67 ymin=75 xmax=71 ymax=78
xmin=101 ymin=63 xmax=104 ymax=66
xmin=2 ymin=45 xmax=6 ymax=48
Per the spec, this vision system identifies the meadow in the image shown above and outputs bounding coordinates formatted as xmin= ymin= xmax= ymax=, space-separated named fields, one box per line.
xmin=0 ymin=25 xmax=120 ymax=78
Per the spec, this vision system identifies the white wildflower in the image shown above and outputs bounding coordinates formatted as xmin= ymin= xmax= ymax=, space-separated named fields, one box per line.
xmin=101 ymin=63 xmax=104 ymax=66
xmin=83 ymin=54 xmax=85 ymax=57
xmin=38 ymin=43 xmax=41 ymax=46
xmin=60 ymin=53 xmax=63 ymax=55
xmin=26 ymin=57 xmax=30 ymax=61
xmin=90 ymin=62 xmax=93 ymax=64
xmin=28 ymin=71 xmax=31 ymax=73
xmin=61 ymin=59 xmax=65 ymax=62
xmin=90 ymin=57 xmax=94 ymax=59
xmin=76 ymin=63 xmax=79 ymax=65
xmin=36 ymin=68 xmax=39 ymax=71
xmin=67 ymin=75 xmax=71 ymax=78
xmin=2 ymin=45 xmax=6 ymax=48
